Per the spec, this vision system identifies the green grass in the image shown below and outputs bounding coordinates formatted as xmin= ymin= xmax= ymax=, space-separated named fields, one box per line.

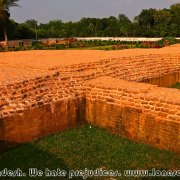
xmin=0 ymin=125 xmax=179 ymax=179
xmin=76 ymin=45 xmax=136 ymax=50
xmin=71 ymin=45 xmax=115 ymax=50
xmin=82 ymin=45 xmax=114 ymax=50
xmin=170 ymin=83 xmax=180 ymax=89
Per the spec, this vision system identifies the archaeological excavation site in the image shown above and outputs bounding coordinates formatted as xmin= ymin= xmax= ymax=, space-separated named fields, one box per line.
xmin=0 ymin=45 xmax=180 ymax=153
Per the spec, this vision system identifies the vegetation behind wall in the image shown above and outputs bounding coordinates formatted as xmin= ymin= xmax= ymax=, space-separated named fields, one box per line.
xmin=0 ymin=3 xmax=180 ymax=41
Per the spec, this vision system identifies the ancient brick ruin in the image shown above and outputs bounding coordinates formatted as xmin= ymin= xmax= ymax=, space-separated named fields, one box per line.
xmin=0 ymin=45 xmax=180 ymax=152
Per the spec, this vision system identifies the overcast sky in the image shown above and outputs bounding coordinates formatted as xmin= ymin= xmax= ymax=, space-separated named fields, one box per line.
xmin=10 ymin=0 xmax=180 ymax=23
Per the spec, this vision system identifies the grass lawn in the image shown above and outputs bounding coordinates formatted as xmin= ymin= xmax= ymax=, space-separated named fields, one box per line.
xmin=73 ymin=45 xmax=136 ymax=50
xmin=83 ymin=45 xmax=114 ymax=50
xmin=71 ymin=45 xmax=114 ymax=50
xmin=0 ymin=125 xmax=179 ymax=179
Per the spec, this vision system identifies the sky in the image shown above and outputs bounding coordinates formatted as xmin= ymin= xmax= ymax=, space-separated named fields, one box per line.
xmin=10 ymin=0 xmax=180 ymax=24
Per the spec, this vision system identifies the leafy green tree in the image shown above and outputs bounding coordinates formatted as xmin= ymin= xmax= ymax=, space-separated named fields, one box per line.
xmin=0 ymin=19 xmax=3 ymax=40
xmin=78 ymin=18 xmax=92 ymax=37
xmin=37 ymin=20 xmax=63 ymax=38
xmin=16 ymin=23 xmax=35 ymax=39
xmin=6 ymin=19 xmax=19 ymax=39
xmin=102 ymin=16 xmax=119 ymax=36
xmin=118 ymin=14 xmax=132 ymax=36
xmin=48 ymin=20 xmax=63 ymax=38
xmin=38 ymin=23 xmax=50 ymax=38
xmin=24 ymin=19 xmax=38 ymax=39
xmin=128 ymin=22 xmax=142 ymax=37
xmin=154 ymin=9 xmax=171 ymax=37
xmin=24 ymin=19 xmax=37 ymax=29
xmin=88 ymin=21 xmax=97 ymax=36
xmin=134 ymin=8 xmax=156 ymax=36
xmin=169 ymin=3 xmax=180 ymax=36
xmin=1 ymin=3 xmax=180 ymax=41
xmin=0 ymin=0 xmax=20 ymax=50
xmin=64 ymin=21 xmax=76 ymax=37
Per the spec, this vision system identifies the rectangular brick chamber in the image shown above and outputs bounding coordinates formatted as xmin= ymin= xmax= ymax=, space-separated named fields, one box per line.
xmin=85 ymin=77 xmax=180 ymax=152
xmin=0 ymin=47 xmax=180 ymax=152
xmin=0 ymin=97 xmax=85 ymax=151
xmin=140 ymin=71 xmax=180 ymax=87
xmin=0 ymin=75 xmax=179 ymax=152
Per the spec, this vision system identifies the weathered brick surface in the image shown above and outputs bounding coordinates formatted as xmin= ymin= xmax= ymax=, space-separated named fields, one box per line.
xmin=85 ymin=77 xmax=180 ymax=152
xmin=0 ymin=46 xmax=180 ymax=86
xmin=0 ymin=45 xmax=180 ymax=151
xmin=0 ymin=97 xmax=85 ymax=143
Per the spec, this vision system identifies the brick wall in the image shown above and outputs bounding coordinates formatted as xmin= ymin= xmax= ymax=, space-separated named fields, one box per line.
xmin=0 ymin=49 xmax=180 ymax=152
xmin=85 ymin=77 xmax=180 ymax=152
xmin=0 ymin=97 xmax=85 ymax=143
xmin=141 ymin=71 xmax=180 ymax=87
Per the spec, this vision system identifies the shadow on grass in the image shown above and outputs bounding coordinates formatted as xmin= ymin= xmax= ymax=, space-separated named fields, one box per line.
xmin=0 ymin=125 xmax=179 ymax=180
xmin=0 ymin=141 xmax=22 ymax=153
xmin=0 ymin=143 xmax=81 ymax=180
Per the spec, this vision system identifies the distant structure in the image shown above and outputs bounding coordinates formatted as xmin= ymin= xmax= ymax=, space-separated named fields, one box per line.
xmin=0 ymin=39 xmax=32 ymax=49
xmin=0 ymin=37 xmax=180 ymax=49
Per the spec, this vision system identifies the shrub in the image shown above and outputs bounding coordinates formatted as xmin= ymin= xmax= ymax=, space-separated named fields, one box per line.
xmin=50 ymin=44 xmax=67 ymax=49
xmin=0 ymin=47 xmax=5 ymax=52
xmin=68 ymin=43 xmax=77 ymax=48
xmin=32 ymin=41 xmax=46 ymax=50
xmin=157 ymin=37 xmax=178 ymax=46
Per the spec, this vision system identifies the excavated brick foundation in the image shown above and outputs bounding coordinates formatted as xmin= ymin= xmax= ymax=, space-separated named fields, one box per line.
xmin=85 ymin=77 xmax=179 ymax=152
xmin=141 ymin=71 xmax=180 ymax=87
xmin=0 ymin=46 xmax=180 ymax=152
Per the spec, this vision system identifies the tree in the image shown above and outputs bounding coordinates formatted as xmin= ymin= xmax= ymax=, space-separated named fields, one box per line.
xmin=169 ymin=3 xmax=180 ymax=36
xmin=103 ymin=16 xmax=119 ymax=36
xmin=0 ymin=0 xmax=20 ymax=50
xmin=17 ymin=23 xmax=35 ymax=39
xmin=118 ymin=14 xmax=131 ymax=36
xmin=0 ymin=19 xmax=3 ymax=40
xmin=154 ymin=9 xmax=171 ymax=37
xmin=134 ymin=9 xmax=156 ymax=36
xmin=24 ymin=19 xmax=38 ymax=40
xmin=24 ymin=19 xmax=37 ymax=29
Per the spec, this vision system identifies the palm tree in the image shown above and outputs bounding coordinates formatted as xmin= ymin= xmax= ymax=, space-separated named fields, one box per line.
xmin=0 ymin=0 xmax=20 ymax=51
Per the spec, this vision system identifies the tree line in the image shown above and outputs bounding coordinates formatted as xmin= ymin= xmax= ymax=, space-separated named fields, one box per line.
xmin=0 ymin=3 xmax=180 ymax=42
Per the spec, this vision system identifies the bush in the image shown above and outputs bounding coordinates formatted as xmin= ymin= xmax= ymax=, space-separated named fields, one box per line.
xmin=14 ymin=47 xmax=20 ymax=51
xmin=32 ymin=41 xmax=46 ymax=50
xmin=0 ymin=47 xmax=5 ymax=52
xmin=50 ymin=44 xmax=67 ymax=49
xmin=157 ymin=37 xmax=178 ymax=46
xmin=135 ymin=43 xmax=146 ymax=48
xmin=68 ymin=43 xmax=78 ymax=48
